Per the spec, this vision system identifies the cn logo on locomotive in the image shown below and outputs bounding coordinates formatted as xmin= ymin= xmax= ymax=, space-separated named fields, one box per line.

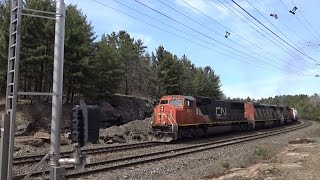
xmin=216 ymin=107 xmax=227 ymax=117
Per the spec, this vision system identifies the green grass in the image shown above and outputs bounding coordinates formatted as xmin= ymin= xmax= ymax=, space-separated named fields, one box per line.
xmin=255 ymin=147 xmax=267 ymax=158
xmin=220 ymin=161 xmax=230 ymax=169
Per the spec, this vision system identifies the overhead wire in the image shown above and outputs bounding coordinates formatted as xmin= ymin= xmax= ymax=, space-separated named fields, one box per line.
xmin=290 ymin=0 xmax=320 ymax=40
xmin=90 ymin=0 xmax=286 ymax=73
xmin=178 ymin=0 xmax=256 ymax=48
xmin=156 ymin=0 xmax=301 ymax=73
xmin=218 ymin=0 xmax=316 ymax=70
xmin=231 ymin=0 xmax=320 ymax=63
xmin=244 ymin=0 xmax=317 ymax=68
xmin=90 ymin=0 xmax=314 ymax=76
xmin=245 ymin=0 xmax=306 ymax=54
xmin=175 ymin=0 xmax=313 ymax=73
xmin=133 ymin=0 xmax=308 ymax=74
xmin=279 ymin=0 xmax=320 ymax=43
xmin=96 ymin=0 xmax=270 ymax=69
xmin=254 ymin=2 xmax=320 ymax=73
xmin=259 ymin=1 xmax=308 ymax=46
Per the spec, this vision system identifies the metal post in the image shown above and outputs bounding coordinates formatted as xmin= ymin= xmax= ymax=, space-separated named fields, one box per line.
xmin=49 ymin=0 xmax=66 ymax=179
xmin=4 ymin=0 xmax=23 ymax=179
xmin=0 ymin=114 xmax=10 ymax=180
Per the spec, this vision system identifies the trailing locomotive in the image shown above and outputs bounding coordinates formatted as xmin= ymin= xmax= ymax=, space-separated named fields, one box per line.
xmin=149 ymin=95 xmax=297 ymax=142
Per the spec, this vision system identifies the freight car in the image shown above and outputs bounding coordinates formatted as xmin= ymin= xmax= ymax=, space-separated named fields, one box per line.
xmin=149 ymin=95 xmax=297 ymax=142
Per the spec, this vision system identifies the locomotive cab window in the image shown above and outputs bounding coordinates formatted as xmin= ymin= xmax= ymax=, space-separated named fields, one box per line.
xmin=169 ymin=99 xmax=183 ymax=107
xmin=160 ymin=100 xmax=168 ymax=104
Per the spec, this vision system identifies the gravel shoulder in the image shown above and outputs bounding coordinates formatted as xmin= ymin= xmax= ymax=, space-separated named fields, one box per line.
xmin=80 ymin=120 xmax=320 ymax=180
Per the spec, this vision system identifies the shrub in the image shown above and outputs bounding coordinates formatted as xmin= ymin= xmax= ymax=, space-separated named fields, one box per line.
xmin=255 ymin=147 xmax=267 ymax=158
xmin=220 ymin=161 xmax=230 ymax=169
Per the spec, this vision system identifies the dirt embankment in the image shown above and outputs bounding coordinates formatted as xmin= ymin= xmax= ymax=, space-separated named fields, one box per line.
xmin=203 ymin=126 xmax=320 ymax=180
xmin=206 ymin=137 xmax=320 ymax=180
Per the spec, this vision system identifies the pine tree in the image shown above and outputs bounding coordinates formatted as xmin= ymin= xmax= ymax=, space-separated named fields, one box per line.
xmin=94 ymin=34 xmax=124 ymax=98
xmin=179 ymin=55 xmax=195 ymax=95
xmin=19 ymin=0 xmax=55 ymax=98
xmin=155 ymin=46 xmax=182 ymax=96
xmin=0 ymin=1 xmax=10 ymax=93
xmin=64 ymin=4 xmax=96 ymax=103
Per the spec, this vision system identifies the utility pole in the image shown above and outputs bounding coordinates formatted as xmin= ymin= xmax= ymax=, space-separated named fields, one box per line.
xmin=0 ymin=0 xmax=66 ymax=179
xmin=0 ymin=0 xmax=23 ymax=179
xmin=49 ymin=0 xmax=66 ymax=179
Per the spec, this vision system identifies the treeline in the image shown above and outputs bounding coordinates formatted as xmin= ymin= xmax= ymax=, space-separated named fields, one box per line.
xmin=259 ymin=94 xmax=320 ymax=121
xmin=0 ymin=0 xmax=223 ymax=103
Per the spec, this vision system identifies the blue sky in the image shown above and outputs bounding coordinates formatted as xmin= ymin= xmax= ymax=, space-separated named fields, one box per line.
xmin=65 ymin=0 xmax=320 ymax=99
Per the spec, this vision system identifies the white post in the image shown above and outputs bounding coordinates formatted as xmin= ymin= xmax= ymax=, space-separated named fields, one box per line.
xmin=49 ymin=0 xmax=66 ymax=179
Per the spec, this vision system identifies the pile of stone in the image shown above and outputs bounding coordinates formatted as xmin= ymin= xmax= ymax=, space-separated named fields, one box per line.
xmin=99 ymin=118 xmax=151 ymax=144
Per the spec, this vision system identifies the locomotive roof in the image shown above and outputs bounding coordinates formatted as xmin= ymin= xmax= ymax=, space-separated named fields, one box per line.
xmin=161 ymin=95 xmax=195 ymax=101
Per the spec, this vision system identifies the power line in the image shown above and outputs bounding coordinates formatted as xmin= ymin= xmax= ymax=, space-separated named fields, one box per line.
xmin=176 ymin=0 xmax=316 ymax=72
xmin=245 ymin=0 xmax=305 ymax=53
xmin=89 ymin=0 xmax=289 ymax=73
xmin=90 ymin=0 xmax=313 ymax=76
xmin=290 ymin=0 xmax=320 ymax=40
xmin=257 ymin=4 xmax=320 ymax=72
xmin=244 ymin=0 xmax=317 ymax=68
xmin=134 ymin=0 xmax=307 ymax=73
xmin=259 ymin=1 xmax=308 ymax=44
xmin=218 ymin=0 xmax=316 ymax=70
xmin=231 ymin=0 xmax=320 ymax=63
xmin=279 ymin=0 xmax=320 ymax=43
xmin=99 ymin=0 xmax=270 ymax=70
xmin=157 ymin=0 xmax=300 ymax=73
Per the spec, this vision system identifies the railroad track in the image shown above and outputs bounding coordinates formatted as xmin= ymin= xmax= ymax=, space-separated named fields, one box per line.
xmin=13 ymin=141 xmax=160 ymax=165
xmin=13 ymin=120 xmax=311 ymax=179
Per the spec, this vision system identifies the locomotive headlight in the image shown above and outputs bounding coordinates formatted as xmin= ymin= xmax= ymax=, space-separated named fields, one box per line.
xmin=161 ymin=106 xmax=164 ymax=112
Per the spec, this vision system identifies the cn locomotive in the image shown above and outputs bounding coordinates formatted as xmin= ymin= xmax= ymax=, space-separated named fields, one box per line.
xmin=149 ymin=95 xmax=298 ymax=142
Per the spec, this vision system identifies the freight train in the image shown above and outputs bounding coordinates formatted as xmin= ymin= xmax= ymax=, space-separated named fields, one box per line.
xmin=149 ymin=95 xmax=298 ymax=142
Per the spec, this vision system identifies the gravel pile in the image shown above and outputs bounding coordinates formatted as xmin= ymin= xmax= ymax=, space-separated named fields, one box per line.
xmin=12 ymin=118 xmax=151 ymax=176
xmin=99 ymin=118 xmax=151 ymax=144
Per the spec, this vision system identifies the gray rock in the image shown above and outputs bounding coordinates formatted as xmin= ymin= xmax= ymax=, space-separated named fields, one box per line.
xmin=112 ymin=135 xmax=126 ymax=143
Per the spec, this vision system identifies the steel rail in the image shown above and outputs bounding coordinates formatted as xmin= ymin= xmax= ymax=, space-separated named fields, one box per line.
xmin=68 ymin=121 xmax=311 ymax=177
xmin=13 ymin=141 xmax=160 ymax=165
xmin=13 ymin=121 xmax=311 ymax=179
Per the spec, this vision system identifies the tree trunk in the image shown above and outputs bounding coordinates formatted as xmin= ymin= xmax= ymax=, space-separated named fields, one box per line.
xmin=66 ymin=79 xmax=71 ymax=104
xmin=71 ymin=89 xmax=75 ymax=104
xmin=125 ymin=73 xmax=128 ymax=95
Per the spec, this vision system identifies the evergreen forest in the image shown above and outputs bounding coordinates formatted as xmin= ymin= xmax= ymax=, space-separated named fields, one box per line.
xmin=0 ymin=0 xmax=319 ymax=121
xmin=0 ymin=0 xmax=223 ymax=103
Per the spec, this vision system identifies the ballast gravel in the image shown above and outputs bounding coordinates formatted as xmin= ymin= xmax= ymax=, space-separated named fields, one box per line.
xmin=12 ymin=120 xmax=320 ymax=179
xmin=76 ymin=120 xmax=320 ymax=180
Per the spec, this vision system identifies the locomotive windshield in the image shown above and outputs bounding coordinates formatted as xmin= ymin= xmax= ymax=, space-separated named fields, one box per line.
xmin=169 ymin=99 xmax=183 ymax=107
